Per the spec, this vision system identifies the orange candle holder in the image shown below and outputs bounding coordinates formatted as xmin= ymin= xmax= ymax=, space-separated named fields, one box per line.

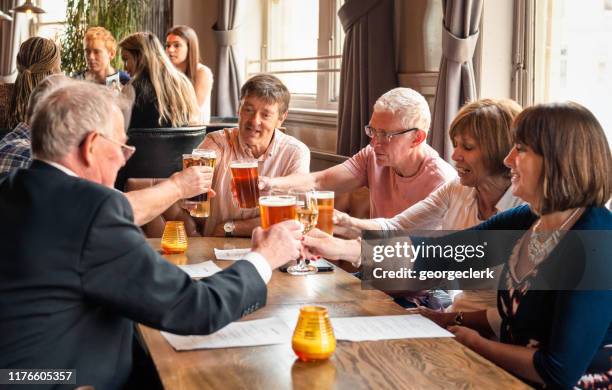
xmin=292 ymin=306 xmax=336 ymax=361
xmin=161 ymin=221 xmax=188 ymax=254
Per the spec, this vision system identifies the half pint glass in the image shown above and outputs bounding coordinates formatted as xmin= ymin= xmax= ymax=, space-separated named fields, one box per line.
xmin=259 ymin=195 xmax=297 ymax=229
xmin=314 ymin=191 xmax=334 ymax=234
xmin=183 ymin=149 xmax=216 ymax=217
xmin=230 ymin=160 xmax=260 ymax=208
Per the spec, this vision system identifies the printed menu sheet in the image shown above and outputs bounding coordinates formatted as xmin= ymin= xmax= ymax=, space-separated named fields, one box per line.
xmin=161 ymin=317 xmax=291 ymax=350
xmin=330 ymin=314 xmax=454 ymax=341
xmin=178 ymin=261 xmax=222 ymax=278
xmin=214 ymin=248 xmax=251 ymax=261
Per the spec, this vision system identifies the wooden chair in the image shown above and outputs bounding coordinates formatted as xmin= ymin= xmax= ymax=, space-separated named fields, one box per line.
xmin=334 ymin=186 xmax=370 ymax=219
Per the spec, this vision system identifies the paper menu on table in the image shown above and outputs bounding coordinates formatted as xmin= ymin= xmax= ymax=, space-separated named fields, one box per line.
xmin=214 ymin=248 xmax=250 ymax=261
xmin=330 ymin=314 xmax=454 ymax=341
xmin=161 ymin=317 xmax=291 ymax=350
xmin=178 ymin=261 xmax=222 ymax=278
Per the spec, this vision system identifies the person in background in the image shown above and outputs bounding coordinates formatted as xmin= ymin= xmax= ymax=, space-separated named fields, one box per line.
xmin=305 ymin=102 xmax=612 ymax=389
xmin=0 ymin=74 xmax=213 ymax=227
xmin=6 ymin=37 xmax=61 ymax=130
xmin=332 ymin=99 xmax=523 ymax=315
xmin=166 ymin=25 xmax=214 ymax=123
xmin=260 ymin=88 xmax=457 ymax=219
xmin=74 ymin=26 xmax=130 ymax=86
xmin=119 ymin=32 xmax=199 ymax=128
xmin=0 ymin=80 xmax=303 ymax=389
xmin=197 ymin=73 xmax=310 ymax=237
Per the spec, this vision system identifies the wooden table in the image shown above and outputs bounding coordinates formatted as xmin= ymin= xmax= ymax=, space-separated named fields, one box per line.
xmin=139 ymin=238 xmax=531 ymax=390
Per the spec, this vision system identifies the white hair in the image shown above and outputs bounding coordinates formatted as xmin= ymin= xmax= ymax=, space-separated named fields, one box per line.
xmin=373 ymin=87 xmax=431 ymax=132
xmin=31 ymin=80 xmax=129 ymax=160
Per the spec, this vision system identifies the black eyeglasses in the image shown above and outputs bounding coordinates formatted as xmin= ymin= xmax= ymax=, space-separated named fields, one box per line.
xmin=364 ymin=125 xmax=419 ymax=144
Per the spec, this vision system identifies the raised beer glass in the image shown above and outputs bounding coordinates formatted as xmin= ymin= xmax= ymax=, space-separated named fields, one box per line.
xmin=259 ymin=195 xmax=297 ymax=229
xmin=230 ymin=159 xmax=260 ymax=209
xmin=287 ymin=190 xmax=318 ymax=276
xmin=182 ymin=149 xmax=217 ymax=217
xmin=314 ymin=191 xmax=334 ymax=235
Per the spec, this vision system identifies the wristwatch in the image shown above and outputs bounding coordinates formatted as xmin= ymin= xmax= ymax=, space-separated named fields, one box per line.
xmin=454 ymin=311 xmax=464 ymax=326
xmin=224 ymin=221 xmax=235 ymax=237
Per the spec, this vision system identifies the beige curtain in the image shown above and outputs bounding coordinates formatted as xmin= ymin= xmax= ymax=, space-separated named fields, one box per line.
xmin=336 ymin=0 xmax=397 ymax=156
xmin=213 ymin=0 xmax=242 ymax=117
xmin=0 ymin=0 xmax=25 ymax=83
xmin=429 ymin=0 xmax=483 ymax=161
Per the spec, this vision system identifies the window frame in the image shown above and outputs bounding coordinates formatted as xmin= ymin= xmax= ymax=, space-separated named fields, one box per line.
xmin=513 ymin=0 xmax=612 ymax=144
xmin=32 ymin=0 xmax=67 ymax=40
xmin=254 ymin=0 xmax=343 ymax=113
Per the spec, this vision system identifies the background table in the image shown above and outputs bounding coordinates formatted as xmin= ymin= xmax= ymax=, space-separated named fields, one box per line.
xmin=139 ymin=238 xmax=531 ymax=389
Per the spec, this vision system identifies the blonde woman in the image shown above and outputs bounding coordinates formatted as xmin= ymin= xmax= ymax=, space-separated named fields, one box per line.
xmin=166 ymin=25 xmax=213 ymax=123
xmin=118 ymin=32 xmax=199 ymax=128
xmin=7 ymin=37 xmax=61 ymax=129
xmin=74 ymin=26 xmax=130 ymax=86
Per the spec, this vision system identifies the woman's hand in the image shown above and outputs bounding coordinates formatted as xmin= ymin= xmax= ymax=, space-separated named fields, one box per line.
xmin=332 ymin=209 xmax=362 ymax=239
xmin=302 ymin=228 xmax=361 ymax=265
xmin=406 ymin=306 xmax=455 ymax=328
xmin=447 ymin=325 xmax=483 ymax=349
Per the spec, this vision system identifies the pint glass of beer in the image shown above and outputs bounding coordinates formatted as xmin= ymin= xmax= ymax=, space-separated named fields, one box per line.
xmin=259 ymin=195 xmax=297 ymax=229
xmin=314 ymin=191 xmax=334 ymax=234
xmin=230 ymin=160 xmax=260 ymax=208
xmin=182 ymin=149 xmax=216 ymax=217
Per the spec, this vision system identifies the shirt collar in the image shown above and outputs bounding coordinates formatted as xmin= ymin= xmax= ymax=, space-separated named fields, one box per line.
xmin=466 ymin=183 xmax=521 ymax=213
xmin=495 ymin=185 xmax=521 ymax=211
xmin=13 ymin=122 xmax=32 ymax=138
xmin=234 ymin=127 xmax=282 ymax=161
xmin=37 ymin=159 xmax=78 ymax=177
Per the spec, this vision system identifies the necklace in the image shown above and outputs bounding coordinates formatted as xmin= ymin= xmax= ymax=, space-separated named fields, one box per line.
xmin=527 ymin=208 xmax=581 ymax=265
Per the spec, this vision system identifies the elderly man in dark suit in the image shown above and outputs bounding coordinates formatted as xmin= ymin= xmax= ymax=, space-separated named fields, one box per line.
xmin=0 ymin=80 xmax=302 ymax=389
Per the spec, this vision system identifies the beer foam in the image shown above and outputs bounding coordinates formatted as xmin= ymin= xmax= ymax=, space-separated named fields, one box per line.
xmin=314 ymin=191 xmax=334 ymax=199
xmin=192 ymin=149 xmax=216 ymax=158
xmin=230 ymin=161 xmax=258 ymax=168
xmin=259 ymin=196 xmax=296 ymax=207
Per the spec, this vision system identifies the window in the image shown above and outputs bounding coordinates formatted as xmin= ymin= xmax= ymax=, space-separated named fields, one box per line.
xmin=516 ymin=0 xmax=612 ymax=143
xmin=33 ymin=0 xmax=67 ymax=41
xmin=247 ymin=0 xmax=345 ymax=112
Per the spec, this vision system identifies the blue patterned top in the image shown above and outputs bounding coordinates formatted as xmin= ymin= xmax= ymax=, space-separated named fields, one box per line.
xmin=0 ymin=122 xmax=32 ymax=177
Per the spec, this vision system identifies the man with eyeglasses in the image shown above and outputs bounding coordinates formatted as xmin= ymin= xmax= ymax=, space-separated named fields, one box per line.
xmin=261 ymin=87 xmax=456 ymax=220
xmin=0 ymin=74 xmax=213 ymax=226
xmin=0 ymin=80 xmax=303 ymax=389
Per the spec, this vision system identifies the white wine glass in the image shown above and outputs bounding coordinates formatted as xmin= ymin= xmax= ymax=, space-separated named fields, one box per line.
xmin=287 ymin=190 xmax=318 ymax=276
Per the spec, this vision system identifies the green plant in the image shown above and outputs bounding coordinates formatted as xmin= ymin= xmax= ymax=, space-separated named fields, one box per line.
xmin=61 ymin=0 xmax=147 ymax=74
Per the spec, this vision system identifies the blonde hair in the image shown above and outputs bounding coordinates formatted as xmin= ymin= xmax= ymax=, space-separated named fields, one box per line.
xmin=83 ymin=26 xmax=117 ymax=56
xmin=8 ymin=37 xmax=61 ymax=128
xmin=119 ymin=32 xmax=199 ymax=127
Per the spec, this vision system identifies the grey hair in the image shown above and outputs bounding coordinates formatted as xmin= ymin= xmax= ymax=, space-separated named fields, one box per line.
xmin=25 ymin=73 xmax=72 ymax=124
xmin=373 ymin=87 xmax=431 ymax=132
xmin=31 ymin=80 xmax=130 ymax=160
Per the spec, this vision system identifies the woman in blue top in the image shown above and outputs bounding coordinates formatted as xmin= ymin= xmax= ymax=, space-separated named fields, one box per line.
xmin=304 ymin=102 xmax=612 ymax=388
